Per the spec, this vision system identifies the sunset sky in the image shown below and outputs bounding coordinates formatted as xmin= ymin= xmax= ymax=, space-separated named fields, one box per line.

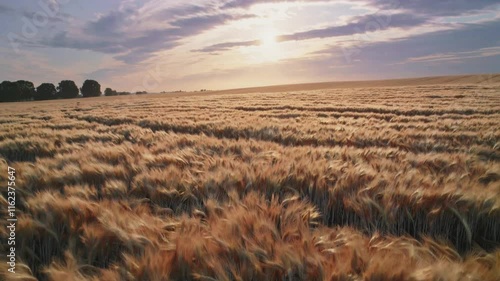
xmin=1 ymin=0 xmax=499 ymax=92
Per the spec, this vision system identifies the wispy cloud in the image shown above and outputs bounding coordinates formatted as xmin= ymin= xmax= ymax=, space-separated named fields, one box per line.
xmin=406 ymin=47 xmax=500 ymax=63
xmin=37 ymin=2 xmax=254 ymax=63
xmin=194 ymin=40 xmax=260 ymax=53
xmin=278 ymin=13 xmax=428 ymax=41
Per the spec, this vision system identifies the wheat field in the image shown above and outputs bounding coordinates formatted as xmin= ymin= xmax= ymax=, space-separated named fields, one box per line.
xmin=0 ymin=82 xmax=499 ymax=280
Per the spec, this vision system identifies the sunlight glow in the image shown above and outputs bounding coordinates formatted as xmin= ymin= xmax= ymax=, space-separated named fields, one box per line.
xmin=256 ymin=28 xmax=281 ymax=62
xmin=260 ymin=30 xmax=278 ymax=47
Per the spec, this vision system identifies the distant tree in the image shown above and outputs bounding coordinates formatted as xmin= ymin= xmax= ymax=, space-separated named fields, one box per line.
xmin=35 ymin=83 xmax=57 ymax=101
xmin=118 ymin=91 xmax=131 ymax=96
xmin=0 ymin=81 xmax=18 ymax=102
xmin=57 ymin=80 xmax=79 ymax=99
xmin=136 ymin=91 xmax=148 ymax=95
xmin=15 ymin=80 xmax=35 ymax=101
xmin=104 ymin=88 xmax=118 ymax=96
xmin=81 ymin=80 xmax=101 ymax=97
xmin=0 ymin=80 xmax=35 ymax=102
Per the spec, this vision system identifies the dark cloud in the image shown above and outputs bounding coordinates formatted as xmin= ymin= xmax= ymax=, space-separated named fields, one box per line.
xmin=148 ymin=4 xmax=210 ymax=21
xmin=84 ymin=3 xmax=213 ymax=37
xmin=117 ymin=13 xmax=252 ymax=63
xmin=84 ymin=9 xmax=136 ymax=36
xmin=279 ymin=13 xmax=428 ymax=41
xmin=41 ymin=31 xmax=127 ymax=54
xmin=171 ymin=14 xmax=249 ymax=33
xmin=41 ymin=26 xmax=176 ymax=63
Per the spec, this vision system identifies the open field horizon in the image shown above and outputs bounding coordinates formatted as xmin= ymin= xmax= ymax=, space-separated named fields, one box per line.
xmin=190 ymin=73 xmax=500 ymax=97
xmin=0 ymin=79 xmax=499 ymax=280
xmin=4 ymin=74 xmax=499 ymax=105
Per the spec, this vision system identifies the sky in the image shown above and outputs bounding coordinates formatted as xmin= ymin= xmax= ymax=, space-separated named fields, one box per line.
xmin=0 ymin=0 xmax=499 ymax=92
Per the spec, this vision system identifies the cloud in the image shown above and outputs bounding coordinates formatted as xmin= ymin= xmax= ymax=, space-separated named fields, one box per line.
xmin=221 ymin=0 xmax=499 ymax=17
xmin=325 ymin=19 xmax=500 ymax=68
xmin=41 ymin=31 xmax=128 ymax=54
xmin=83 ymin=10 xmax=136 ymax=36
xmin=242 ymin=19 xmax=500 ymax=85
xmin=31 ymin=0 xmax=500 ymax=63
xmin=195 ymin=0 xmax=499 ymax=53
xmin=370 ymin=0 xmax=499 ymax=17
xmin=195 ymin=12 xmax=429 ymax=52
xmin=0 ymin=4 xmax=14 ymax=14
xmin=37 ymin=2 xmax=253 ymax=64
xmin=405 ymin=47 xmax=500 ymax=63
xmin=147 ymin=4 xmax=209 ymax=20
xmin=221 ymin=0 xmax=326 ymax=9
xmin=194 ymin=40 xmax=260 ymax=53
xmin=278 ymin=13 xmax=429 ymax=41
xmin=170 ymin=13 xmax=251 ymax=33
xmin=22 ymin=10 xmax=70 ymax=25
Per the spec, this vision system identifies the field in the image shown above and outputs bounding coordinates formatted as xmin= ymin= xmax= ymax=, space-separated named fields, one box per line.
xmin=0 ymin=78 xmax=499 ymax=280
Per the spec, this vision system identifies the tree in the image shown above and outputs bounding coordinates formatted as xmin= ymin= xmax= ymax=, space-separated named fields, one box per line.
xmin=81 ymin=80 xmax=101 ymax=97
xmin=0 ymin=81 xmax=17 ymax=102
xmin=104 ymin=88 xmax=117 ymax=96
xmin=35 ymin=83 xmax=57 ymax=101
xmin=57 ymin=80 xmax=79 ymax=99
xmin=15 ymin=80 xmax=35 ymax=101
xmin=0 ymin=80 xmax=36 ymax=102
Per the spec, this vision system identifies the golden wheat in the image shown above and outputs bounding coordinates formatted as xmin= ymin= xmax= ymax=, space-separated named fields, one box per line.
xmin=0 ymin=84 xmax=499 ymax=280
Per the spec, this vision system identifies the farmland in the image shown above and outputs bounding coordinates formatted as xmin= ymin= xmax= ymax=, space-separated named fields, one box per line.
xmin=0 ymin=80 xmax=499 ymax=280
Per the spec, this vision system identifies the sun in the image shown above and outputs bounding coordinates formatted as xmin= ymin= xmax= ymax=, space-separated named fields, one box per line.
xmin=241 ymin=26 xmax=283 ymax=63
xmin=260 ymin=30 xmax=277 ymax=47
xmin=256 ymin=29 xmax=281 ymax=62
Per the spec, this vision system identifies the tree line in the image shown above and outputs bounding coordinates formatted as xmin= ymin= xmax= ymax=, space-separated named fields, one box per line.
xmin=0 ymin=79 xmax=143 ymax=103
